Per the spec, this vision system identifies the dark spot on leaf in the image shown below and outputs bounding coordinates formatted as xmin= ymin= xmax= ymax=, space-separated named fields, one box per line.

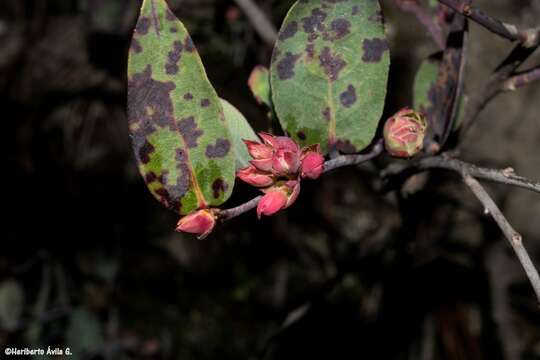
xmin=362 ymin=38 xmax=389 ymax=63
xmin=212 ymin=179 xmax=228 ymax=199
xmin=331 ymin=18 xmax=350 ymax=39
xmin=340 ymin=85 xmax=357 ymax=108
xmin=166 ymin=41 xmax=183 ymax=75
xmin=170 ymin=27 xmax=178 ymax=33
xmin=277 ymin=52 xmax=301 ymax=80
xmin=323 ymin=107 xmax=331 ymax=122
xmin=128 ymin=65 xmax=176 ymax=165
xmin=139 ymin=140 xmax=155 ymax=164
xmin=352 ymin=5 xmax=359 ymax=15
xmin=319 ymin=46 xmax=346 ymax=81
xmin=205 ymin=138 xmax=231 ymax=158
xmin=177 ymin=116 xmax=203 ymax=148
xmin=280 ymin=21 xmax=298 ymax=40
xmin=184 ymin=93 xmax=193 ymax=101
xmin=200 ymin=99 xmax=211 ymax=107
xmin=145 ymin=171 xmax=158 ymax=183
xmin=184 ymin=36 xmax=195 ymax=52
xmin=136 ymin=17 xmax=150 ymax=35
xmin=297 ymin=131 xmax=306 ymax=140
xmin=301 ymin=8 xmax=327 ymax=34
xmin=131 ymin=39 xmax=142 ymax=54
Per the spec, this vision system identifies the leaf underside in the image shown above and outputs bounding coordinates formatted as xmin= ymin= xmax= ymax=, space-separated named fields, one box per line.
xmin=128 ymin=0 xmax=235 ymax=214
xmin=220 ymin=99 xmax=259 ymax=170
xmin=270 ymin=0 xmax=390 ymax=154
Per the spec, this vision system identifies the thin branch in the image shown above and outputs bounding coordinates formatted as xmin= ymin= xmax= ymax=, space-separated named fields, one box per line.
xmin=233 ymin=0 xmax=278 ymax=46
xmin=459 ymin=44 xmax=538 ymax=137
xmin=389 ymin=156 xmax=540 ymax=194
xmin=502 ymin=65 xmax=540 ymax=91
xmin=394 ymin=0 xmax=445 ymax=50
xmin=219 ymin=140 xmax=384 ymax=221
xmin=437 ymin=0 xmax=540 ymax=47
xmin=460 ymin=170 xmax=540 ymax=304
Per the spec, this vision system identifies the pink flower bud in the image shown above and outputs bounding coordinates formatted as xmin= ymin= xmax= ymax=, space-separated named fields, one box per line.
xmin=272 ymin=148 xmax=301 ymax=175
xmin=257 ymin=189 xmax=288 ymax=218
xmin=300 ymin=147 xmax=324 ymax=179
xmin=243 ymin=140 xmax=272 ymax=160
xmin=275 ymin=136 xmax=300 ymax=152
xmin=383 ymin=108 xmax=427 ymax=158
xmin=284 ymin=180 xmax=300 ymax=208
xmin=250 ymin=158 xmax=274 ymax=172
xmin=237 ymin=165 xmax=274 ymax=187
xmin=176 ymin=209 xmax=216 ymax=239
xmin=258 ymin=132 xmax=280 ymax=148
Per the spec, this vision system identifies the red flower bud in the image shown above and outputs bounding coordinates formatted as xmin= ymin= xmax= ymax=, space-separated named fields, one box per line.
xmin=176 ymin=209 xmax=216 ymax=239
xmin=250 ymin=158 xmax=274 ymax=172
xmin=300 ymin=149 xmax=324 ymax=179
xmin=257 ymin=189 xmax=288 ymax=218
xmin=383 ymin=108 xmax=427 ymax=158
xmin=284 ymin=180 xmax=300 ymax=208
xmin=272 ymin=148 xmax=301 ymax=175
xmin=243 ymin=139 xmax=272 ymax=160
xmin=237 ymin=165 xmax=274 ymax=187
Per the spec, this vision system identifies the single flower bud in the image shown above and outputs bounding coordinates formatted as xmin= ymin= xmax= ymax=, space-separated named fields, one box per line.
xmin=237 ymin=165 xmax=274 ymax=187
xmin=176 ymin=209 xmax=216 ymax=239
xmin=243 ymin=139 xmax=272 ymax=160
xmin=300 ymin=145 xmax=324 ymax=179
xmin=383 ymin=108 xmax=427 ymax=158
xmin=257 ymin=189 xmax=288 ymax=218
xmin=272 ymin=148 xmax=301 ymax=175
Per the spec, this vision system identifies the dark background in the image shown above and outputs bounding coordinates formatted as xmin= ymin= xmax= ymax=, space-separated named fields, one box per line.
xmin=2 ymin=0 xmax=540 ymax=359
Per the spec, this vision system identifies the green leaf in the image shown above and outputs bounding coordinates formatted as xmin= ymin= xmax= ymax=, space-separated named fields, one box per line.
xmin=128 ymin=0 xmax=235 ymax=214
xmin=248 ymin=66 xmax=272 ymax=108
xmin=220 ymin=99 xmax=259 ymax=170
xmin=413 ymin=52 xmax=466 ymax=133
xmin=65 ymin=307 xmax=104 ymax=360
xmin=270 ymin=0 xmax=390 ymax=154
xmin=413 ymin=53 xmax=440 ymax=115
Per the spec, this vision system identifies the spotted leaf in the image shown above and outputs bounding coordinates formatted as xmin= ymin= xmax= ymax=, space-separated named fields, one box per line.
xmin=414 ymin=53 xmax=466 ymax=134
xmin=270 ymin=0 xmax=390 ymax=154
xmin=220 ymin=99 xmax=259 ymax=170
xmin=128 ymin=0 xmax=235 ymax=214
xmin=248 ymin=65 xmax=272 ymax=108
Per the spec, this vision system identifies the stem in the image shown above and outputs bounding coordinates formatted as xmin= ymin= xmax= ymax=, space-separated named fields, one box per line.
xmin=460 ymin=170 xmax=540 ymax=304
xmin=437 ymin=0 xmax=540 ymax=47
xmin=233 ymin=0 xmax=278 ymax=46
xmin=502 ymin=65 xmax=540 ymax=91
xmin=394 ymin=0 xmax=445 ymax=50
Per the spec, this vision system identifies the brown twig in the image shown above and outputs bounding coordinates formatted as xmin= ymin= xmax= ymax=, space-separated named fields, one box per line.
xmin=394 ymin=0 xmax=445 ymax=50
xmin=383 ymin=155 xmax=540 ymax=195
xmin=460 ymin=170 xmax=540 ymax=304
xmin=437 ymin=0 xmax=540 ymax=47
xmin=502 ymin=65 xmax=540 ymax=91
xmin=459 ymin=44 xmax=538 ymax=137
xmin=219 ymin=140 xmax=384 ymax=221
xmin=233 ymin=0 xmax=278 ymax=46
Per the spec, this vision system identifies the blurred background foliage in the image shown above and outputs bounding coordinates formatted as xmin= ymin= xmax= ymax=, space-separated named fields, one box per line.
xmin=2 ymin=0 xmax=540 ymax=359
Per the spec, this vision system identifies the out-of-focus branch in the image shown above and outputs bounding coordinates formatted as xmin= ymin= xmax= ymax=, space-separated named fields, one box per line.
xmin=459 ymin=44 xmax=538 ymax=137
xmin=233 ymin=0 xmax=277 ymax=46
xmin=383 ymin=155 xmax=540 ymax=195
xmin=502 ymin=65 xmax=540 ymax=91
xmin=219 ymin=140 xmax=384 ymax=221
xmin=460 ymin=170 xmax=540 ymax=304
xmin=437 ymin=0 xmax=540 ymax=47
xmin=394 ymin=0 xmax=445 ymax=50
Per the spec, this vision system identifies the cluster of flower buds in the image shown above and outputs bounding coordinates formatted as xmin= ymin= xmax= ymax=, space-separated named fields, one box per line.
xmin=237 ymin=133 xmax=324 ymax=218
xmin=383 ymin=108 xmax=427 ymax=158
